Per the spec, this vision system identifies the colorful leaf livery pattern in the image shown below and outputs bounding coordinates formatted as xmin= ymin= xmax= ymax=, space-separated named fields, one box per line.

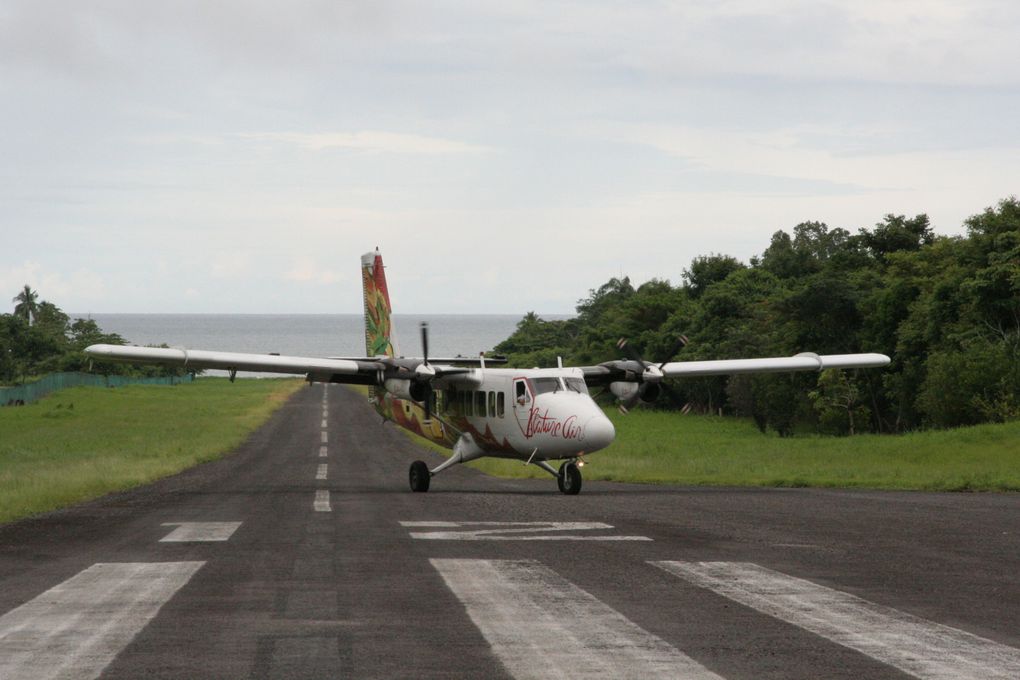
xmin=359 ymin=250 xmax=511 ymax=452
xmin=362 ymin=251 xmax=395 ymax=358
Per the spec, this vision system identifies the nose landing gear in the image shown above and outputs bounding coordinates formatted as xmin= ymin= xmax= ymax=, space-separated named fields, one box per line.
xmin=557 ymin=460 xmax=582 ymax=495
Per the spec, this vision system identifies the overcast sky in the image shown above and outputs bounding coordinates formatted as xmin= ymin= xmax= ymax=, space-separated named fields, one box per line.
xmin=2 ymin=1 xmax=1018 ymax=315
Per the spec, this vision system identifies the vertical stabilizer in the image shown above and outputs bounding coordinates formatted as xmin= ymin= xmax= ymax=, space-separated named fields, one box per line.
xmin=361 ymin=249 xmax=398 ymax=357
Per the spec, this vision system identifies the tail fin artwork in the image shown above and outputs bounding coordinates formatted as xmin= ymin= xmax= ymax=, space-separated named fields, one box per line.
xmin=361 ymin=249 xmax=398 ymax=358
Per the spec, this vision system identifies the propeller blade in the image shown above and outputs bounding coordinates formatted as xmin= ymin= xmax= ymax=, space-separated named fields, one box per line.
xmin=617 ymin=338 xmax=645 ymax=366
xmin=420 ymin=322 xmax=430 ymax=366
xmin=424 ymin=388 xmax=432 ymax=423
xmin=659 ymin=334 xmax=690 ymax=369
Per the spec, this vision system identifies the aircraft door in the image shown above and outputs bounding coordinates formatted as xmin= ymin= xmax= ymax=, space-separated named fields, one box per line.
xmin=512 ymin=378 xmax=533 ymax=433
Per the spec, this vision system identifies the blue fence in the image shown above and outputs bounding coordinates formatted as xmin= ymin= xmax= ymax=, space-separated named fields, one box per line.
xmin=1 ymin=372 xmax=194 ymax=406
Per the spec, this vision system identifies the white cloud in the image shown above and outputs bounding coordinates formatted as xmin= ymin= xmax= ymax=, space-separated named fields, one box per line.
xmin=238 ymin=131 xmax=493 ymax=155
xmin=284 ymin=257 xmax=344 ymax=285
xmin=1 ymin=262 xmax=105 ymax=310
xmin=210 ymin=252 xmax=253 ymax=279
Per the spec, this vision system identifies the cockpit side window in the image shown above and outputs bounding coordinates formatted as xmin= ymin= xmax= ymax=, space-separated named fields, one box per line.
xmin=515 ymin=380 xmax=529 ymax=404
xmin=564 ymin=378 xmax=589 ymax=394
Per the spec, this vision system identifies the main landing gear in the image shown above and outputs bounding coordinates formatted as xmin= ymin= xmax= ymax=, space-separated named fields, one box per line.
xmin=409 ymin=460 xmax=430 ymax=492
xmin=409 ymin=457 xmax=584 ymax=495
xmin=408 ymin=432 xmax=584 ymax=495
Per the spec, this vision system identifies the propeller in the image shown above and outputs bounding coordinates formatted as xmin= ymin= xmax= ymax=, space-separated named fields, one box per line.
xmin=613 ymin=336 xmax=690 ymax=413
xmin=615 ymin=338 xmax=664 ymax=383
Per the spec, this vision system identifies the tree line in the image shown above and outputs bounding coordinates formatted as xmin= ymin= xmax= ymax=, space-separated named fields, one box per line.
xmin=494 ymin=197 xmax=1020 ymax=434
xmin=2 ymin=287 xmax=185 ymax=384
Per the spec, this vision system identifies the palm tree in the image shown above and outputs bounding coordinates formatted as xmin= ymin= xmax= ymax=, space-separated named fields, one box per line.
xmin=12 ymin=285 xmax=39 ymax=324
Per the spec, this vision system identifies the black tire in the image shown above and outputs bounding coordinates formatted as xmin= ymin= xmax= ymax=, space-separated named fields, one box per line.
xmin=558 ymin=461 xmax=582 ymax=495
xmin=409 ymin=460 xmax=431 ymax=492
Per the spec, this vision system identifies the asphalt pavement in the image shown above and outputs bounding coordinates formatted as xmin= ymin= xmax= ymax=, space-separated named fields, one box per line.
xmin=1 ymin=383 xmax=1019 ymax=679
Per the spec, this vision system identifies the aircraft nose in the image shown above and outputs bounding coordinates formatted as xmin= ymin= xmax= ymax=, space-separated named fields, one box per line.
xmin=585 ymin=414 xmax=615 ymax=452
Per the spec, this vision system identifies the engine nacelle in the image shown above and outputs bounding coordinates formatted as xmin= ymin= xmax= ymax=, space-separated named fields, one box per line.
xmin=610 ymin=381 xmax=661 ymax=408
xmin=609 ymin=381 xmax=640 ymax=404
xmin=383 ymin=378 xmax=428 ymax=403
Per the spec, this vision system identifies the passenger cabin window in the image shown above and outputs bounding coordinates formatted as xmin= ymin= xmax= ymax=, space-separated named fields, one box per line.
xmin=463 ymin=390 xmax=472 ymax=417
xmin=475 ymin=391 xmax=486 ymax=417
xmin=487 ymin=391 xmax=495 ymax=418
xmin=446 ymin=388 xmax=459 ymax=416
xmin=496 ymin=392 xmax=505 ymax=417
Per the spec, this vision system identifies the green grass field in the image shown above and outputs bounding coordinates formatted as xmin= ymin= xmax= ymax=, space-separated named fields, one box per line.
xmin=403 ymin=407 xmax=1020 ymax=492
xmin=0 ymin=378 xmax=303 ymax=524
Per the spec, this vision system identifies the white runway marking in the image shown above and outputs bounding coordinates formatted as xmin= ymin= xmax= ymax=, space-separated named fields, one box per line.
xmin=653 ymin=561 xmax=1020 ymax=680
xmin=159 ymin=522 xmax=242 ymax=542
xmin=319 ymin=446 xmax=328 ymax=458
xmin=320 ymin=431 xmax=328 ymax=443
xmin=401 ymin=521 xmax=651 ymax=541
xmin=316 ymin=464 xmax=328 ymax=480
xmin=322 ymin=409 xmax=328 ymax=418
xmin=0 ymin=561 xmax=204 ymax=680
xmin=432 ymin=559 xmax=722 ymax=679
xmin=314 ymin=490 xmax=331 ymax=512
xmin=320 ymin=419 xmax=327 ymax=428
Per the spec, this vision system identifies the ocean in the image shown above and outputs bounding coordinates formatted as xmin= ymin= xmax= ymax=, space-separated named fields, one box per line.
xmin=78 ymin=313 xmax=561 ymax=365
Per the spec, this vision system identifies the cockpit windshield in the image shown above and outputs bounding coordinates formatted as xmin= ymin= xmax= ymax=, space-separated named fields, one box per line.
xmin=531 ymin=377 xmax=589 ymax=395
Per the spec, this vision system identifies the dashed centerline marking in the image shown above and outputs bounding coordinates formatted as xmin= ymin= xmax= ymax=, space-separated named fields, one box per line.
xmin=319 ymin=446 xmax=328 ymax=458
xmin=320 ymin=431 xmax=328 ymax=444
xmin=401 ymin=521 xmax=651 ymax=541
xmin=159 ymin=522 xmax=242 ymax=542
xmin=316 ymin=464 xmax=328 ymax=481
xmin=314 ymin=490 xmax=331 ymax=512
xmin=0 ymin=561 xmax=205 ymax=680
xmin=321 ymin=419 xmax=328 ymax=428
xmin=431 ymin=559 xmax=722 ymax=679
xmin=653 ymin=561 xmax=1020 ymax=680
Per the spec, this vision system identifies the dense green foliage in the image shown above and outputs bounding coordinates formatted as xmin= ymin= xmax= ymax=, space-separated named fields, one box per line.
xmin=2 ymin=290 xmax=186 ymax=385
xmin=0 ymin=378 xmax=303 ymax=524
xmin=495 ymin=197 xmax=1020 ymax=433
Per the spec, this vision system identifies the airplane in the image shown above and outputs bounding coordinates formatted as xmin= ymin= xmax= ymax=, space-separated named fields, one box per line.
xmin=86 ymin=249 xmax=891 ymax=495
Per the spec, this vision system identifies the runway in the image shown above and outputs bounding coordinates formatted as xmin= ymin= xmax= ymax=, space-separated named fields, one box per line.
xmin=1 ymin=384 xmax=1019 ymax=679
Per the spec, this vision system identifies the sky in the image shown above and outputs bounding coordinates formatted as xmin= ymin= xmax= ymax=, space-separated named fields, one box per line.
xmin=2 ymin=0 xmax=1019 ymax=315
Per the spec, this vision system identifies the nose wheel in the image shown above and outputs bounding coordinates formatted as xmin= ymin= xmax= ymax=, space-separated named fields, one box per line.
xmin=557 ymin=461 xmax=582 ymax=495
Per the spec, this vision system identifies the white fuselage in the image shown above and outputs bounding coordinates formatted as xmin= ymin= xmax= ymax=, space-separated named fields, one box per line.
xmin=385 ymin=366 xmax=616 ymax=462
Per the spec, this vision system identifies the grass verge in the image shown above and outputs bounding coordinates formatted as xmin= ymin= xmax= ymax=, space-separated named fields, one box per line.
xmin=0 ymin=378 xmax=303 ymax=524
xmin=398 ymin=407 xmax=1020 ymax=491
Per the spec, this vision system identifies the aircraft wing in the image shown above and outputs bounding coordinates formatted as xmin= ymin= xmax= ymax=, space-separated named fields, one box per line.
xmin=84 ymin=344 xmax=373 ymax=382
xmin=581 ymin=352 xmax=890 ymax=384
xmin=659 ymin=352 xmax=891 ymax=377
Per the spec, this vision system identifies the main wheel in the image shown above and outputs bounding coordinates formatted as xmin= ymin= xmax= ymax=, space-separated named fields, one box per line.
xmin=558 ymin=461 xmax=582 ymax=495
xmin=409 ymin=460 xmax=431 ymax=492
